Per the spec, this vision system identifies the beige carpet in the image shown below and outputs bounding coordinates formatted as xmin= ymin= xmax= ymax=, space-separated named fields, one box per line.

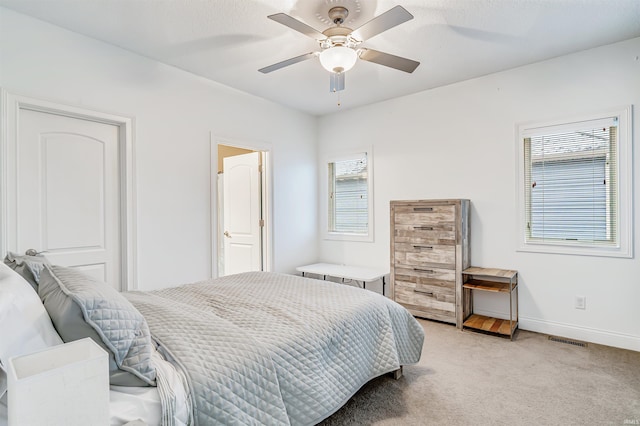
xmin=319 ymin=319 xmax=640 ymax=425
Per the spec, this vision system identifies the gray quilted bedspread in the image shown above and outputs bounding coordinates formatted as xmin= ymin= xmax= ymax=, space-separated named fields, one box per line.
xmin=124 ymin=271 xmax=424 ymax=426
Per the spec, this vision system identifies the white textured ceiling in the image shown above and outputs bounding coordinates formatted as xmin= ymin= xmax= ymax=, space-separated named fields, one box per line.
xmin=2 ymin=0 xmax=640 ymax=116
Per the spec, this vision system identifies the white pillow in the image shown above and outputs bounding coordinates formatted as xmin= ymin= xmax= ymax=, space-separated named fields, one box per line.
xmin=0 ymin=262 xmax=63 ymax=390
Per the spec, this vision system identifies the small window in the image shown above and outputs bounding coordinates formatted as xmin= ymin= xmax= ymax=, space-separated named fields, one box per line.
xmin=517 ymin=107 xmax=632 ymax=257
xmin=322 ymin=149 xmax=374 ymax=242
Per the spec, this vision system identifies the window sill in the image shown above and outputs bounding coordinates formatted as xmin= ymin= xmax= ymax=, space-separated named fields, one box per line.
xmin=323 ymin=232 xmax=374 ymax=243
xmin=517 ymin=241 xmax=631 ymax=258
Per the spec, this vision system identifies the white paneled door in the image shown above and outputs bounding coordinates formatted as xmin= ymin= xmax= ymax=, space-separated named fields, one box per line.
xmin=16 ymin=108 xmax=122 ymax=289
xmin=222 ymin=152 xmax=262 ymax=276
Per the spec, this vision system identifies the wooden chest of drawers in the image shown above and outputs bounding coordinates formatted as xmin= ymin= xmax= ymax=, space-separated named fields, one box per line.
xmin=390 ymin=199 xmax=470 ymax=328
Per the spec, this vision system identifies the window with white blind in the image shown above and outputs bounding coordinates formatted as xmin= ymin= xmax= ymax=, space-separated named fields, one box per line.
xmin=322 ymin=149 xmax=374 ymax=242
xmin=517 ymin=107 xmax=632 ymax=257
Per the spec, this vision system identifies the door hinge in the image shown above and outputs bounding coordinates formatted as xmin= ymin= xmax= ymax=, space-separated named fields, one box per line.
xmin=258 ymin=164 xmax=263 ymax=173
xmin=259 ymin=219 xmax=265 ymax=227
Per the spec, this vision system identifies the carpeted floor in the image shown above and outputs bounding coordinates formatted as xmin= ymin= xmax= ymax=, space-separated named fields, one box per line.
xmin=319 ymin=319 xmax=640 ymax=425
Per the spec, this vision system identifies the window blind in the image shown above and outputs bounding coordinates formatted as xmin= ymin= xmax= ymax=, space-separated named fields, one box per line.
xmin=328 ymin=155 xmax=368 ymax=234
xmin=524 ymin=119 xmax=618 ymax=246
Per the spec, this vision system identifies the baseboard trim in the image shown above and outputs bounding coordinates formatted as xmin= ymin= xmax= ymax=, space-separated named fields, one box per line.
xmin=471 ymin=309 xmax=639 ymax=351
xmin=519 ymin=316 xmax=640 ymax=352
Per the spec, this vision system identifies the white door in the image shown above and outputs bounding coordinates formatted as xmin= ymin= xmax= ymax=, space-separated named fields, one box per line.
xmin=222 ymin=152 xmax=262 ymax=276
xmin=15 ymin=108 xmax=122 ymax=288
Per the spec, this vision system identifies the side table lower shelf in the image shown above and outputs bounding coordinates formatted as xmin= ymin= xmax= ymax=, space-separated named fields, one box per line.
xmin=463 ymin=314 xmax=518 ymax=336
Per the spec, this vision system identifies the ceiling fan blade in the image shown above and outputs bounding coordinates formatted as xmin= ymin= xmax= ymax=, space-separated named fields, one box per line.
xmin=351 ymin=6 xmax=414 ymax=41
xmin=359 ymin=49 xmax=420 ymax=73
xmin=268 ymin=13 xmax=327 ymax=40
xmin=330 ymin=72 xmax=345 ymax=92
xmin=259 ymin=52 xmax=317 ymax=74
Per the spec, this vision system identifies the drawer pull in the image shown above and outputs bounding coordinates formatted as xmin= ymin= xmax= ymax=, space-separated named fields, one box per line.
xmin=413 ymin=226 xmax=433 ymax=231
xmin=414 ymin=207 xmax=433 ymax=212
xmin=413 ymin=268 xmax=434 ymax=273
xmin=413 ymin=245 xmax=433 ymax=250
xmin=413 ymin=289 xmax=434 ymax=296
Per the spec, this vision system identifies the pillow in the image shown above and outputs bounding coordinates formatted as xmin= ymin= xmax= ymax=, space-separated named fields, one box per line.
xmin=0 ymin=363 xmax=6 ymax=400
xmin=0 ymin=389 xmax=6 ymax=422
xmin=39 ymin=265 xmax=156 ymax=387
xmin=4 ymin=251 xmax=50 ymax=292
xmin=0 ymin=262 xmax=63 ymax=374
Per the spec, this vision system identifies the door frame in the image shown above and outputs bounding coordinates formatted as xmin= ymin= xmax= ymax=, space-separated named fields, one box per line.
xmin=210 ymin=134 xmax=272 ymax=278
xmin=0 ymin=90 xmax=138 ymax=290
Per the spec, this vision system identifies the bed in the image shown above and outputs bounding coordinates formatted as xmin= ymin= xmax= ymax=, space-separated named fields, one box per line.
xmin=0 ymin=255 xmax=424 ymax=425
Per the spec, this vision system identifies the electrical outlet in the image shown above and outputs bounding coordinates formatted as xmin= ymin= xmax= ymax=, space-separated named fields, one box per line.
xmin=575 ymin=296 xmax=586 ymax=310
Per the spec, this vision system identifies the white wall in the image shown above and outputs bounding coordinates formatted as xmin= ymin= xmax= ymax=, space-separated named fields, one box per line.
xmin=0 ymin=8 xmax=319 ymax=289
xmin=318 ymin=37 xmax=640 ymax=351
xmin=2 ymin=7 xmax=638 ymax=351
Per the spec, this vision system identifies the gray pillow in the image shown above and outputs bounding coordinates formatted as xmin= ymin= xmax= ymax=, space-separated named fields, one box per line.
xmin=0 ymin=362 xmax=6 ymax=399
xmin=38 ymin=265 xmax=156 ymax=387
xmin=4 ymin=252 xmax=50 ymax=292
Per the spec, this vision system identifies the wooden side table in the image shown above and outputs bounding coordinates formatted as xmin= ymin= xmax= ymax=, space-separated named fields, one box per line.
xmin=462 ymin=267 xmax=518 ymax=340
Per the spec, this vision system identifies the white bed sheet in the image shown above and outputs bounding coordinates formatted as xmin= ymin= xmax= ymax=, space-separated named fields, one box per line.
xmin=110 ymin=346 xmax=191 ymax=426
xmin=0 ymin=348 xmax=189 ymax=426
xmin=109 ymin=385 xmax=164 ymax=426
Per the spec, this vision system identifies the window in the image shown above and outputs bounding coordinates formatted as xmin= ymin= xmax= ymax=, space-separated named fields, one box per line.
xmin=517 ymin=107 xmax=632 ymax=257
xmin=322 ymin=149 xmax=374 ymax=241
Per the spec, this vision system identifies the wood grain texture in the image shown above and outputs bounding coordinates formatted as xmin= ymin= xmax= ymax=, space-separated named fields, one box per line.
xmin=394 ymin=244 xmax=456 ymax=268
xmin=390 ymin=199 xmax=469 ymax=328
xmin=394 ymin=280 xmax=455 ymax=304
xmin=463 ymin=314 xmax=517 ymax=336
xmin=463 ymin=279 xmax=514 ymax=292
xmin=463 ymin=267 xmax=517 ymax=280
xmin=395 ymin=266 xmax=456 ymax=281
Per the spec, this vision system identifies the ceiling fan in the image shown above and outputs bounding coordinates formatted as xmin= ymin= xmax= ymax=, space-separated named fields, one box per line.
xmin=259 ymin=5 xmax=420 ymax=92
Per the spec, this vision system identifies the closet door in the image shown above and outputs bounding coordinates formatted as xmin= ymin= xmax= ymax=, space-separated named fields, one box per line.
xmin=14 ymin=108 xmax=122 ymax=289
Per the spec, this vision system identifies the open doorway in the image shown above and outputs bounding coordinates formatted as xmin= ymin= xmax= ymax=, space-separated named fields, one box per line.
xmin=216 ymin=142 xmax=270 ymax=277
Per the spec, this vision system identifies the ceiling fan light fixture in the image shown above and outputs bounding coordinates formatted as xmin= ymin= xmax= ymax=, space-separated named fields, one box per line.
xmin=319 ymin=46 xmax=358 ymax=73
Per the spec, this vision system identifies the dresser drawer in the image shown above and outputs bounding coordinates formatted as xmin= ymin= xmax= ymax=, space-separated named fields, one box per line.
xmin=393 ymin=205 xmax=456 ymax=225
xmin=394 ymin=276 xmax=455 ymax=303
xmin=393 ymin=281 xmax=456 ymax=323
xmin=394 ymin=243 xmax=455 ymax=267
xmin=394 ymin=280 xmax=455 ymax=304
xmin=394 ymin=223 xmax=456 ymax=245
xmin=394 ymin=266 xmax=456 ymax=282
